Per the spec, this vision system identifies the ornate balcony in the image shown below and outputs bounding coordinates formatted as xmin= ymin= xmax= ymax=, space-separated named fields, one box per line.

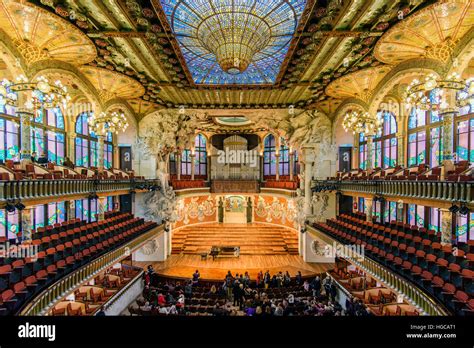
xmin=0 ymin=178 xmax=160 ymax=206
xmin=312 ymin=179 xmax=474 ymax=204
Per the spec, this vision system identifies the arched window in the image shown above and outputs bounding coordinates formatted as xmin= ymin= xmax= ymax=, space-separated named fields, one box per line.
xmin=407 ymin=90 xmax=443 ymax=167
xmin=31 ymin=107 xmax=65 ymax=164
xmin=194 ymin=134 xmax=207 ymax=177
xmin=263 ymin=134 xmax=276 ymax=176
xmin=455 ymin=84 xmax=474 ymax=162
xmin=279 ymin=137 xmax=290 ymax=176
xmin=181 ymin=149 xmax=192 ymax=176
xmin=359 ymin=111 xmax=397 ymax=169
xmin=75 ymin=112 xmax=113 ymax=168
xmin=0 ymin=87 xmax=19 ymax=161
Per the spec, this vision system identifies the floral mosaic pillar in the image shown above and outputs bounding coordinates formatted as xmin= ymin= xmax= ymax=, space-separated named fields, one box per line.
xmin=365 ymin=197 xmax=373 ymax=222
xmin=17 ymin=109 xmax=34 ymax=161
xmin=441 ymin=111 xmax=457 ymax=162
xmin=97 ymin=135 xmax=105 ymax=169
xmin=440 ymin=208 xmax=453 ymax=245
xmin=366 ymin=135 xmax=374 ymax=171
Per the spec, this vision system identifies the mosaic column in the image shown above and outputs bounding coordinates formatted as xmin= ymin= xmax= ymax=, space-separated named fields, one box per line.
xmin=97 ymin=197 xmax=107 ymax=221
xmin=396 ymin=133 xmax=405 ymax=167
xmin=176 ymin=152 xmax=181 ymax=180
xmin=299 ymin=161 xmax=305 ymax=190
xmin=20 ymin=208 xmax=33 ymax=243
xmin=440 ymin=208 xmax=453 ymax=246
xmin=441 ymin=111 xmax=457 ymax=162
xmin=366 ymin=135 xmax=374 ymax=171
xmin=68 ymin=134 xmax=76 ymax=164
xmin=97 ymin=135 xmax=105 ymax=169
xmin=17 ymin=108 xmax=34 ymax=161
xmin=364 ymin=197 xmax=373 ymax=222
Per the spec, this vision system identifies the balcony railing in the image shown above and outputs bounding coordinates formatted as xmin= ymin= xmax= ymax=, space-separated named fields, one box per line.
xmin=312 ymin=179 xmax=473 ymax=203
xmin=306 ymin=225 xmax=449 ymax=316
xmin=20 ymin=225 xmax=163 ymax=316
xmin=0 ymin=178 xmax=160 ymax=203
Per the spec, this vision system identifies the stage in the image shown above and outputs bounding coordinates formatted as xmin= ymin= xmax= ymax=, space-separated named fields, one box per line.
xmin=134 ymin=223 xmax=334 ymax=281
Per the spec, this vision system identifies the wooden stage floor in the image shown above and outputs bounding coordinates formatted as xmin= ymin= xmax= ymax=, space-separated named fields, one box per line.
xmin=133 ymin=223 xmax=334 ymax=281
xmin=134 ymin=255 xmax=334 ymax=281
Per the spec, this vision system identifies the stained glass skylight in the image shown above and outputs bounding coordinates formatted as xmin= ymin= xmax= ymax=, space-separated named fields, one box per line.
xmin=159 ymin=0 xmax=307 ymax=85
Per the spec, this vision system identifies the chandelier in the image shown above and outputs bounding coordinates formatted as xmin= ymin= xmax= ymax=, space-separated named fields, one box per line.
xmin=342 ymin=111 xmax=383 ymax=136
xmin=197 ymin=9 xmax=271 ymax=74
xmin=456 ymin=78 xmax=474 ymax=108
xmin=0 ymin=75 xmax=70 ymax=113
xmin=88 ymin=111 xmax=129 ymax=136
xmin=405 ymin=73 xmax=466 ymax=111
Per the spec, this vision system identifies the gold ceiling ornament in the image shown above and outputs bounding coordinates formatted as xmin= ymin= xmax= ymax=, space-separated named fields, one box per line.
xmin=342 ymin=111 xmax=383 ymax=136
xmin=425 ymin=37 xmax=460 ymax=63
xmin=0 ymin=0 xmax=96 ymax=66
xmin=13 ymin=39 xmax=50 ymax=65
xmin=404 ymin=72 xmax=466 ymax=111
xmin=88 ymin=111 xmax=129 ymax=136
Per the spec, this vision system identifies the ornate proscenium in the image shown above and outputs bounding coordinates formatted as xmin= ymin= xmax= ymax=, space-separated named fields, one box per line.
xmin=88 ymin=111 xmax=129 ymax=136
xmin=342 ymin=111 xmax=383 ymax=136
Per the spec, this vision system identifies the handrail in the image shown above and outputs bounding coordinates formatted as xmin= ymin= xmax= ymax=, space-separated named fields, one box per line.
xmin=19 ymin=225 xmax=163 ymax=316
xmin=101 ymin=268 xmax=144 ymax=314
xmin=0 ymin=178 xmax=160 ymax=203
xmin=306 ymin=224 xmax=449 ymax=316
xmin=312 ymin=179 xmax=473 ymax=204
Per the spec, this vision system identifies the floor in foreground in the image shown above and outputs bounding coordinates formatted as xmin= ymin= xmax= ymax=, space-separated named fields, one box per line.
xmin=134 ymin=255 xmax=334 ymax=281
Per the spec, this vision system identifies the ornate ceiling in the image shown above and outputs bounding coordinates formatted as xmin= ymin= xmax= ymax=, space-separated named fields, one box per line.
xmin=6 ymin=0 xmax=473 ymax=116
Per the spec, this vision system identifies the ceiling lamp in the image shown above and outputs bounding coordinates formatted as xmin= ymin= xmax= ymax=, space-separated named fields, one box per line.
xmin=0 ymin=79 xmax=17 ymax=107
xmin=405 ymin=73 xmax=465 ymax=111
xmin=88 ymin=111 xmax=129 ymax=136
xmin=1 ymin=75 xmax=70 ymax=112
xmin=456 ymin=78 xmax=474 ymax=108
xmin=342 ymin=111 xmax=383 ymax=136
xmin=195 ymin=2 xmax=272 ymax=74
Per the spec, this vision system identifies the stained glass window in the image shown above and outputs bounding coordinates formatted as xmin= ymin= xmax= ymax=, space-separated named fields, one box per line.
xmin=408 ymin=103 xmax=443 ymax=167
xmin=279 ymin=138 xmax=290 ymax=176
xmin=429 ymin=207 xmax=441 ymax=232
xmin=359 ymin=144 xmax=367 ymax=170
xmin=0 ymin=118 xmax=19 ymax=161
xmin=455 ymin=213 xmax=474 ymax=242
xmin=194 ymin=134 xmax=207 ymax=177
xmin=158 ymin=0 xmax=307 ymax=85
xmin=181 ymin=149 xmax=192 ymax=176
xmin=408 ymin=204 xmax=425 ymax=227
xmin=30 ymin=107 xmax=66 ymax=164
xmin=430 ymin=127 xmax=443 ymax=167
xmin=384 ymin=201 xmax=397 ymax=223
xmin=0 ymin=210 xmax=19 ymax=240
xmin=456 ymin=119 xmax=474 ymax=162
xmin=169 ymin=153 xmax=177 ymax=175
xmin=48 ymin=202 xmax=66 ymax=225
xmin=408 ymin=131 xmax=426 ymax=166
xmin=264 ymin=134 xmax=276 ymax=176
xmin=358 ymin=197 xmax=365 ymax=213
xmin=358 ymin=111 xmax=397 ymax=169
xmin=75 ymin=113 xmax=113 ymax=168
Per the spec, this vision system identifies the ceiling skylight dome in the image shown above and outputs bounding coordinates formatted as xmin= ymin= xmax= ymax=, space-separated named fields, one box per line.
xmin=159 ymin=0 xmax=307 ymax=85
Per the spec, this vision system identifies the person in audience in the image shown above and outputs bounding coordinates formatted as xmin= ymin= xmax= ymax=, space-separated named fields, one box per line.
xmin=243 ymin=271 xmax=250 ymax=286
xmin=329 ymin=282 xmax=337 ymax=302
xmin=303 ymin=279 xmax=310 ymax=292
xmin=140 ymin=301 xmax=152 ymax=313
xmin=209 ymin=284 xmax=217 ymax=294
xmin=147 ymin=265 xmax=155 ymax=276
xmin=184 ymin=280 xmax=193 ymax=297
xmin=62 ymin=156 xmax=74 ymax=169
xmin=311 ymin=276 xmax=321 ymax=297
xmin=192 ymin=270 xmax=200 ymax=285
xmin=263 ymin=270 xmax=271 ymax=289
xmin=284 ymin=271 xmax=291 ymax=286
xmin=157 ymin=292 xmax=166 ymax=307
xmin=37 ymin=152 xmax=48 ymax=165
xmin=256 ymin=271 xmax=263 ymax=288
xmin=31 ymin=152 xmax=37 ymax=163
xmin=295 ymin=271 xmax=302 ymax=286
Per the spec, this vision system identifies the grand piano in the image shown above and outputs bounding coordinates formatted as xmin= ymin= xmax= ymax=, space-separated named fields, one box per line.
xmin=210 ymin=246 xmax=240 ymax=260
